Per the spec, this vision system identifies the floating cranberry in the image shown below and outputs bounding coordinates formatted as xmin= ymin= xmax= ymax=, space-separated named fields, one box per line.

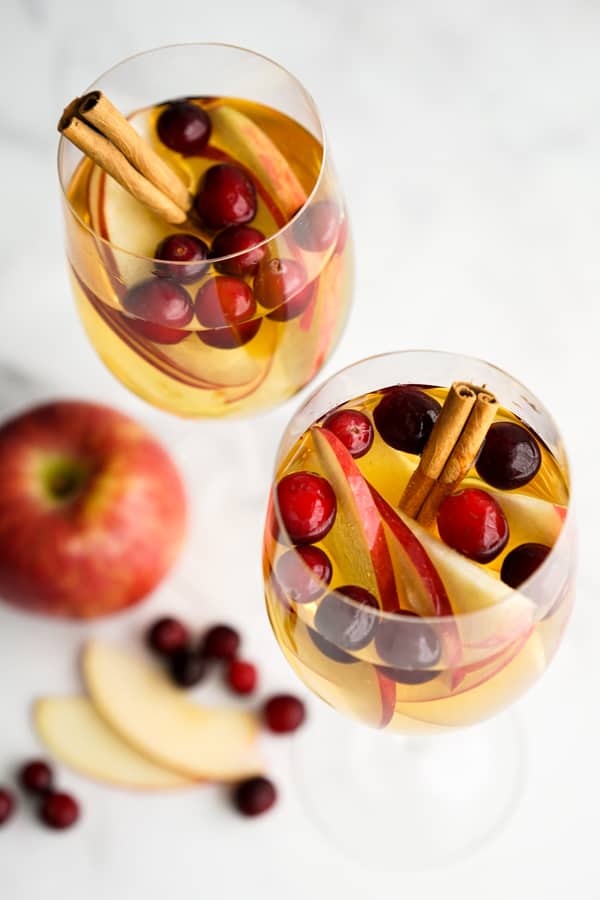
xmin=233 ymin=776 xmax=277 ymax=816
xmin=194 ymin=164 xmax=256 ymax=228
xmin=254 ymin=258 xmax=307 ymax=310
xmin=276 ymin=472 xmax=336 ymax=544
xmin=373 ymin=387 xmax=441 ymax=454
xmin=156 ymin=101 xmax=211 ymax=156
xmin=226 ymin=659 xmax=258 ymax=695
xmin=314 ymin=585 xmax=379 ymax=653
xmin=501 ymin=543 xmax=551 ymax=588
xmin=323 ymin=409 xmax=374 ymax=458
xmin=202 ymin=624 xmax=240 ymax=661
xmin=375 ymin=611 xmax=441 ymax=684
xmin=212 ymin=225 xmax=267 ymax=276
xmin=266 ymin=280 xmax=316 ymax=322
xmin=124 ymin=316 xmax=189 ymax=345
xmin=155 ymin=233 xmax=209 ymax=283
xmin=275 ymin=545 xmax=332 ymax=604
xmin=476 ymin=422 xmax=541 ymax=490
xmin=195 ymin=276 xmax=256 ymax=328
xmin=169 ymin=649 xmax=207 ymax=688
xmin=0 ymin=788 xmax=15 ymax=826
xmin=263 ymin=694 xmax=306 ymax=734
xmin=375 ymin=615 xmax=440 ymax=671
xmin=40 ymin=792 xmax=80 ymax=830
xmin=147 ymin=617 xmax=189 ymax=657
xmin=123 ymin=278 xmax=193 ymax=328
xmin=293 ymin=200 xmax=340 ymax=252
xmin=308 ymin=628 xmax=357 ymax=663
xmin=19 ymin=760 xmax=53 ymax=795
xmin=437 ymin=488 xmax=509 ymax=563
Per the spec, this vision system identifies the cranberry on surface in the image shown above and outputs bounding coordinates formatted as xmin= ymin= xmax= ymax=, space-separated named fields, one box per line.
xmin=226 ymin=659 xmax=258 ymax=695
xmin=233 ymin=776 xmax=277 ymax=816
xmin=40 ymin=792 xmax=80 ymax=830
xmin=19 ymin=759 xmax=54 ymax=795
xmin=263 ymin=694 xmax=306 ymax=734
xmin=202 ymin=624 xmax=240 ymax=661
xmin=0 ymin=788 xmax=15 ymax=826
xmin=168 ymin=649 xmax=207 ymax=688
xmin=147 ymin=617 xmax=189 ymax=657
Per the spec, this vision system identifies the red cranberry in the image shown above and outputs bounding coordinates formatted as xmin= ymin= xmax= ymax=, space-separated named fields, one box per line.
xmin=147 ymin=617 xmax=189 ymax=657
xmin=263 ymin=694 xmax=306 ymax=734
xmin=0 ymin=788 xmax=15 ymax=826
xmin=202 ymin=624 xmax=240 ymax=660
xmin=19 ymin=759 xmax=53 ymax=795
xmin=123 ymin=278 xmax=193 ymax=328
xmin=195 ymin=276 xmax=256 ymax=328
xmin=375 ymin=614 xmax=441 ymax=669
xmin=197 ymin=319 xmax=261 ymax=350
xmin=437 ymin=488 xmax=509 ymax=563
xmin=275 ymin=545 xmax=332 ymax=604
xmin=155 ymin=233 xmax=209 ymax=283
xmin=157 ymin=101 xmax=211 ymax=156
xmin=314 ymin=585 xmax=379 ymax=652
xmin=501 ymin=543 xmax=551 ymax=588
xmin=40 ymin=792 xmax=80 ymax=830
xmin=211 ymin=225 xmax=267 ymax=276
xmin=265 ymin=280 xmax=316 ymax=322
xmin=323 ymin=409 xmax=374 ymax=458
xmin=168 ymin=649 xmax=207 ymax=688
xmin=476 ymin=422 xmax=541 ymax=490
xmin=253 ymin=258 xmax=307 ymax=310
xmin=194 ymin=164 xmax=257 ymax=228
xmin=276 ymin=471 xmax=336 ymax=544
xmin=233 ymin=776 xmax=277 ymax=816
xmin=124 ymin=316 xmax=189 ymax=345
xmin=226 ymin=659 xmax=258 ymax=695
xmin=373 ymin=386 xmax=441 ymax=454
xmin=293 ymin=200 xmax=340 ymax=252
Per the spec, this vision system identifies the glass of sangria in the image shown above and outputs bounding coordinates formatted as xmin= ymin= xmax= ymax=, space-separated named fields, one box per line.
xmin=264 ymin=350 xmax=574 ymax=866
xmin=57 ymin=43 xmax=351 ymax=418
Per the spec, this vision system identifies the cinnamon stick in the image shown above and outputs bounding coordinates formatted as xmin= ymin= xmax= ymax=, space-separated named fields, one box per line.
xmin=417 ymin=389 xmax=498 ymax=527
xmin=59 ymin=114 xmax=187 ymax=226
xmin=77 ymin=91 xmax=191 ymax=213
xmin=400 ymin=382 xmax=477 ymax=517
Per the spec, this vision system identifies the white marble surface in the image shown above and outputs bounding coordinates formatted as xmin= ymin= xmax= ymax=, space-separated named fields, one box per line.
xmin=1 ymin=1 xmax=599 ymax=897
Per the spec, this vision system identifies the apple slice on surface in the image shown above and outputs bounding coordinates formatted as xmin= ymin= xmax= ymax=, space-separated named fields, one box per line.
xmin=82 ymin=642 xmax=262 ymax=781
xmin=34 ymin=697 xmax=194 ymax=790
xmin=210 ymin=105 xmax=308 ymax=219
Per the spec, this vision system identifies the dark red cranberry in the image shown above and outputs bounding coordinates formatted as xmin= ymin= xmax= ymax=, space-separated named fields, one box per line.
xmin=437 ymin=488 xmax=509 ymax=563
xmin=233 ymin=776 xmax=277 ymax=816
xmin=40 ymin=792 xmax=80 ymax=830
xmin=154 ymin=233 xmax=209 ymax=283
xmin=124 ymin=316 xmax=189 ymax=345
xmin=226 ymin=659 xmax=258 ymax=695
xmin=265 ymin=280 xmax=316 ymax=322
xmin=276 ymin=471 xmax=336 ymax=544
xmin=323 ymin=409 xmax=374 ymax=458
xmin=293 ymin=200 xmax=341 ymax=252
xmin=375 ymin=612 xmax=440 ymax=684
xmin=19 ymin=760 xmax=53 ymax=795
xmin=168 ymin=649 xmax=207 ymax=688
xmin=0 ymin=788 xmax=15 ymax=826
xmin=501 ymin=543 xmax=551 ymax=588
xmin=373 ymin=387 xmax=441 ymax=454
xmin=212 ymin=225 xmax=267 ymax=276
xmin=157 ymin=101 xmax=211 ymax=156
xmin=476 ymin=422 xmax=541 ymax=490
xmin=263 ymin=694 xmax=306 ymax=733
xmin=374 ymin=614 xmax=441 ymax=670
xmin=197 ymin=319 xmax=261 ymax=350
xmin=253 ymin=258 xmax=307 ymax=310
xmin=195 ymin=276 xmax=256 ymax=328
xmin=147 ymin=617 xmax=189 ymax=657
xmin=275 ymin=545 xmax=332 ymax=604
xmin=308 ymin=628 xmax=357 ymax=663
xmin=194 ymin=164 xmax=256 ymax=228
xmin=202 ymin=624 xmax=240 ymax=660
xmin=123 ymin=278 xmax=193 ymax=328
xmin=314 ymin=585 xmax=379 ymax=652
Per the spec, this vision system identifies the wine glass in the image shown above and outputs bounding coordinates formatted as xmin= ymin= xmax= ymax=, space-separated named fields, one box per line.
xmin=263 ymin=350 xmax=575 ymax=867
xmin=57 ymin=43 xmax=352 ymax=418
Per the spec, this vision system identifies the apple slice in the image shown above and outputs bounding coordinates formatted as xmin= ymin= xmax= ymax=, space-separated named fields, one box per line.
xmin=82 ymin=642 xmax=262 ymax=781
xmin=210 ymin=105 xmax=307 ymax=219
xmin=34 ymin=697 xmax=194 ymax=790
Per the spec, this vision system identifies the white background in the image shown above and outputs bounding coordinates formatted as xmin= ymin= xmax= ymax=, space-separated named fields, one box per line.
xmin=1 ymin=1 xmax=599 ymax=897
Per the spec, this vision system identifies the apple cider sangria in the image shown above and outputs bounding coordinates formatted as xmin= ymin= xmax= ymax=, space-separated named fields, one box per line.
xmin=58 ymin=46 xmax=351 ymax=417
xmin=264 ymin=355 xmax=573 ymax=734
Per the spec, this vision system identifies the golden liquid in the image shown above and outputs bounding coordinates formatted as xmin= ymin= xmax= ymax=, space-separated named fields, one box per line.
xmin=64 ymin=97 xmax=352 ymax=417
xmin=264 ymin=386 xmax=573 ymax=733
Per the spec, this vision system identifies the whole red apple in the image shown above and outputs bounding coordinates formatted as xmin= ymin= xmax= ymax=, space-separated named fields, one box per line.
xmin=0 ymin=401 xmax=187 ymax=618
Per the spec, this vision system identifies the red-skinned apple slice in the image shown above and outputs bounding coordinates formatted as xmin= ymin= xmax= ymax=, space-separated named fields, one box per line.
xmin=34 ymin=697 xmax=195 ymax=791
xmin=82 ymin=642 xmax=263 ymax=781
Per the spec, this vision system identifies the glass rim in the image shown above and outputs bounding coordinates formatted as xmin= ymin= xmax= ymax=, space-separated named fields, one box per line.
xmin=57 ymin=41 xmax=329 ymax=266
xmin=270 ymin=348 xmax=574 ymax=626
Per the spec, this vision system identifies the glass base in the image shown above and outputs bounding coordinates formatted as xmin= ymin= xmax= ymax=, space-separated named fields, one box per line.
xmin=293 ymin=701 xmax=526 ymax=870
